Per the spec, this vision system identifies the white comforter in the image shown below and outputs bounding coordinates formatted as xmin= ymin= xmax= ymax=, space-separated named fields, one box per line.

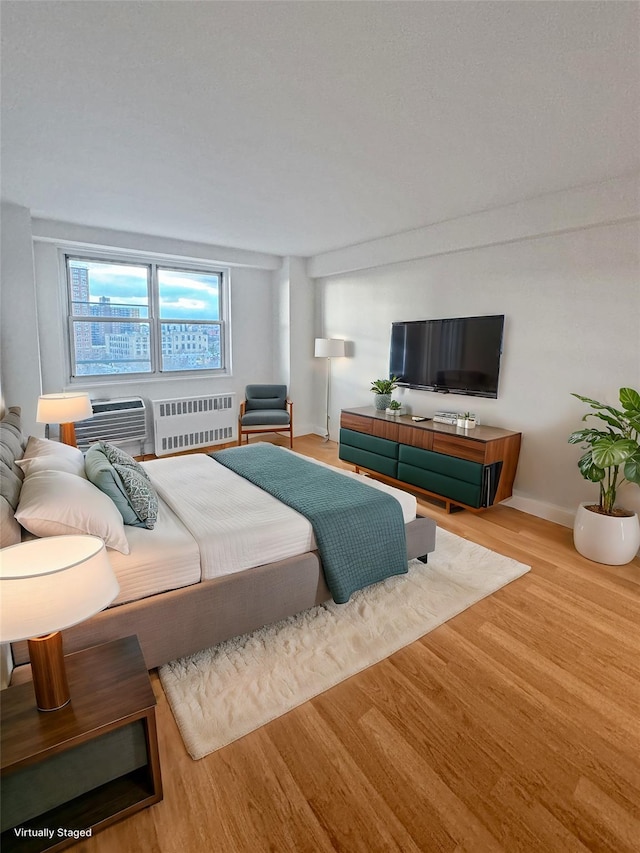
xmin=108 ymin=448 xmax=417 ymax=604
xmin=142 ymin=451 xmax=417 ymax=581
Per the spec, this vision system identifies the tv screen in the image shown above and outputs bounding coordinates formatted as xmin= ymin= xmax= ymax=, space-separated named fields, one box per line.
xmin=389 ymin=314 xmax=505 ymax=398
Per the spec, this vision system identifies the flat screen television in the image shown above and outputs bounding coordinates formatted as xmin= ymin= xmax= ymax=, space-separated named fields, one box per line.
xmin=389 ymin=314 xmax=505 ymax=398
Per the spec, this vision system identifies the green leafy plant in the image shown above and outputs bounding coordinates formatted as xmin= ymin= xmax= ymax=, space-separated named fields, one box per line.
xmin=568 ymin=387 xmax=640 ymax=515
xmin=388 ymin=400 xmax=402 ymax=411
xmin=370 ymin=377 xmax=398 ymax=395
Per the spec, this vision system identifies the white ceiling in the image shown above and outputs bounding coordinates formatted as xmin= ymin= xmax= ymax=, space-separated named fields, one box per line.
xmin=2 ymin=1 xmax=638 ymax=258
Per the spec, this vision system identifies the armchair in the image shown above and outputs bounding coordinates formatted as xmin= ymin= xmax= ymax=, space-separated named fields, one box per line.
xmin=238 ymin=385 xmax=293 ymax=448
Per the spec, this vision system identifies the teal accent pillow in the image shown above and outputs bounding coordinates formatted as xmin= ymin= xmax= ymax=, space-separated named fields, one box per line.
xmin=113 ymin=463 xmax=158 ymax=530
xmin=85 ymin=445 xmax=140 ymax=526
xmin=85 ymin=444 xmax=158 ymax=529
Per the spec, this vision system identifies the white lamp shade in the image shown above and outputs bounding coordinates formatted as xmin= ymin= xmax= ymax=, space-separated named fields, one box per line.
xmin=314 ymin=338 xmax=346 ymax=358
xmin=36 ymin=392 xmax=93 ymax=425
xmin=0 ymin=535 xmax=119 ymax=642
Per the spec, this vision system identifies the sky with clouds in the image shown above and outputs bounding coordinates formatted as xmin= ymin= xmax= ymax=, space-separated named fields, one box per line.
xmin=70 ymin=260 xmax=220 ymax=320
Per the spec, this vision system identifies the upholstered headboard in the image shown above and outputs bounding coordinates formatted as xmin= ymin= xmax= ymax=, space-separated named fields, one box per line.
xmin=0 ymin=406 xmax=26 ymax=548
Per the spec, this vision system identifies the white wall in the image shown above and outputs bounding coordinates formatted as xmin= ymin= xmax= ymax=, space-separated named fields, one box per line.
xmin=2 ymin=213 xmax=317 ymax=448
xmin=273 ymin=259 xmax=292 ymax=389
xmin=4 ymin=186 xmax=639 ymax=524
xmin=3 ymin=216 xmax=284 ymax=451
xmin=287 ymin=257 xmax=316 ymax=437
xmin=312 ymin=297 xmax=354 ymax=440
xmin=312 ymin=180 xmax=640 ymax=525
xmin=0 ymin=203 xmax=42 ymax=431
xmin=34 ymin=241 xmax=278 ymax=400
xmin=270 ymin=256 xmax=317 ymax=436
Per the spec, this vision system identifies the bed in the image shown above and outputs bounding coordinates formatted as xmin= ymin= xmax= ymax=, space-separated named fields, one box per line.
xmin=1 ymin=405 xmax=437 ymax=672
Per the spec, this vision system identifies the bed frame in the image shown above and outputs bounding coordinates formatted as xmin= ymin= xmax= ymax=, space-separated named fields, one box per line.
xmin=2 ymin=408 xmax=436 ymax=672
xmin=12 ymin=519 xmax=435 ymax=670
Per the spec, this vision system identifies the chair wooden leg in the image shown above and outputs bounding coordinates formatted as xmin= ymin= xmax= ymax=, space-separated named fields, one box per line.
xmin=289 ymin=401 xmax=294 ymax=449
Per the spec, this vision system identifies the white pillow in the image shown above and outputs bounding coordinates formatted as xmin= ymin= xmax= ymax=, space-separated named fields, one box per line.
xmin=15 ymin=470 xmax=130 ymax=554
xmin=17 ymin=454 xmax=87 ymax=478
xmin=17 ymin=436 xmax=87 ymax=478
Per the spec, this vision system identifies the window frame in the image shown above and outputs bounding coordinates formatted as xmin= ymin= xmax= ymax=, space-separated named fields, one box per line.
xmin=63 ymin=251 xmax=231 ymax=383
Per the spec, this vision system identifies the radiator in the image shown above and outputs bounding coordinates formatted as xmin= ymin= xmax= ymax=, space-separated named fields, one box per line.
xmin=74 ymin=398 xmax=147 ymax=451
xmin=152 ymin=393 xmax=236 ymax=456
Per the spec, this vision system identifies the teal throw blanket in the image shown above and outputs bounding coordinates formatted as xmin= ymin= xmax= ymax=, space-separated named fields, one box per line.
xmin=213 ymin=444 xmax=407 ymax=603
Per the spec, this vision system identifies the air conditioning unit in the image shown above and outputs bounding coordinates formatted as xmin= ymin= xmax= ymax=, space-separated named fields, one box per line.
xmin=74 ymin=398 xmax=147 ymax=452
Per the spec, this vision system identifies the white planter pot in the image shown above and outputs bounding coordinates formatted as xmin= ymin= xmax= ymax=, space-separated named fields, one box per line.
xmin=573 ymin=502 xmax=640 ymax=565
xmin=456 ymin=417 xmax=476 ymax=429
xmin=386 ymin=407 xmax=402 ymax=416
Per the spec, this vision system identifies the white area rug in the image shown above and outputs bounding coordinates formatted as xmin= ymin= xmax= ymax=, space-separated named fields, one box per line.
xmin=159 ymin=528 xmax=530 ymax=759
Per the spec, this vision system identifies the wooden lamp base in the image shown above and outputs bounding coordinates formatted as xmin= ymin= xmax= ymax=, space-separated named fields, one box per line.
xmin=59 ymin=422 xmax=78 ymax=447
xmin=27 ymin=632 xmax=71 ymax=711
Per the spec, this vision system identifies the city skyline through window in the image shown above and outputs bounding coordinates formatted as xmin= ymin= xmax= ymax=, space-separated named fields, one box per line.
xmin=67 ymin=257 xmax=226 ymax=377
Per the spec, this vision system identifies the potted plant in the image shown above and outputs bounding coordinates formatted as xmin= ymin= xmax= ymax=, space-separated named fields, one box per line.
xmin=370 ymin=377 xmax=398 ymax=411
xmin=456 ymin=411 xmax=476 ymax=429
xmin=386 ymin=399 xmax=402 ymax=416
xmin=568 ymin=387 xmax=640 ymax=565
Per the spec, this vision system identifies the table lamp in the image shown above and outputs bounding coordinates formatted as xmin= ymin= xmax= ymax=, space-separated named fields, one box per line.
xmin=36 ymin=392 xmax=93 ymax=447
xmin=0 ymin=535 xmax=119 ymax=711
xmin=314 ymin=338 xmax=346 ymax=441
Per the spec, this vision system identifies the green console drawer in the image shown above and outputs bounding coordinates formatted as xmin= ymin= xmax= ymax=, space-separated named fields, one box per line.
xmin=340 ymin=428 xmax=398 ymax=458
xmin=399 ymin=444 xmax=483 ymax=485
xmin=339 ymin=428 xmax=398 ymax=478
xmin=339 ymin=445 xmax=398 ymax=478
xmin=397 ymin=462 xmax=482 ymax=508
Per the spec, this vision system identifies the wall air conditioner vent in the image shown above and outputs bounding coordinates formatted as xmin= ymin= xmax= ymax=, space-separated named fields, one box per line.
xmin=74 ymin=397 xmax=147 ymax=451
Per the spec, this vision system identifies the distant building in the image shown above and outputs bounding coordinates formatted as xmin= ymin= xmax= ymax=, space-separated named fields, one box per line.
xmin=70 ymin=265 xmax=92 ymax=358
xmin=105 ymin=332 xmax=150 ymax=361
xmin=161 ymin=325 xmax=209 ymax=355
xmin=90 ymin=296 xmax=141 ymax=345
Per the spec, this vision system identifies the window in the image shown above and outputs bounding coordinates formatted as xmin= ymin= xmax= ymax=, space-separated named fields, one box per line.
xmin=66 ymin=256 xmax=228 ymax=379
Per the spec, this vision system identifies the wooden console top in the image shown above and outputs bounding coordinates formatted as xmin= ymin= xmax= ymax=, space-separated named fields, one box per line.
xmin=341 ymin=407 xmax=521 ymax=443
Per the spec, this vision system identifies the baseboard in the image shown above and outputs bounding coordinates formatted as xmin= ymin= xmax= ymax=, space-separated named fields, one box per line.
xmin=503 ymin=494 xmax=575 ymax=528
xmin=310 ymin=426 xmax=335 ymax=440
xmin=293 ymin=422 xmax=315 ymax=438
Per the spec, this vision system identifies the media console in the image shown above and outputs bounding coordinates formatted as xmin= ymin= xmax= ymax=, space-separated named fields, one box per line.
xmin=339 ymin=407 xmax=521 ymax=513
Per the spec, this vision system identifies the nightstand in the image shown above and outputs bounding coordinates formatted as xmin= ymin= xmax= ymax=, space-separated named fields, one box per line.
xmin=1 ymin=636 xmax=162 ymax=853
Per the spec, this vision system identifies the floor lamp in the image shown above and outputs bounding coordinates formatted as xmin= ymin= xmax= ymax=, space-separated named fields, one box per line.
xmin=314 ymin=338 xmax=346 ymax=441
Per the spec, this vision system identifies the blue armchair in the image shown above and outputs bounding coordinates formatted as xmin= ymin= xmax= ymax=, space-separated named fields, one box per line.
xmin=238 ymin=384 xmax=293 ymax=448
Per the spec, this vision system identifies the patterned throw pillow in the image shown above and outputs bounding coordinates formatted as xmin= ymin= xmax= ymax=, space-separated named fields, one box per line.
xmin=113 ymin=462 xmax=158 ymax=530
xmin=98 ymin=441 xmax=151 ymax=482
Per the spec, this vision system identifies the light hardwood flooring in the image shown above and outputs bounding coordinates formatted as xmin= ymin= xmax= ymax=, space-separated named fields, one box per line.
xmin=77 ymin=434 xmax=640 ymax=853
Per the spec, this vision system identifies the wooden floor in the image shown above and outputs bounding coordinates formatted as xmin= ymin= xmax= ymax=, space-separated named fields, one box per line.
xmin=77 ymin=434 xmax=640 ymax=853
